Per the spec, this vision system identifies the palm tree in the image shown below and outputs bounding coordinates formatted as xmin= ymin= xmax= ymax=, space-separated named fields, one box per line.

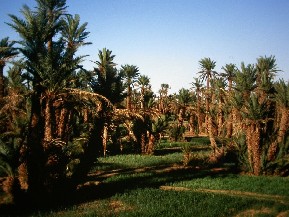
xmin=0 ymin=37 xmax=18 ymax=100
xmin=221 ymin=63 xmax=236 ymax=92
xmin=211 ymin=77 xmax=226 ymax=137
xmin=198 ymin=58 xmax=217 ymax=133
xmin=268 ymin=79 xmax=289 ymax=160
xmin=121 ymin=64 xmax=139 ymax=110
xmin=91 ymin=48 xmax=124 ymax=104
xmin=191 ymin=78 xmax=204 ymax=134
xmin=220 ymin=64 xmax=236 ymax=138
xmin=158 ymin=83 xmax=170 ymax=114
xmin=137 ymin=75 xmax=151 ymax=109
xmin=242 ymin=93 xmax=269 ymax=175
xmin=7 ymin=0 xmax=98 ymax=201
xmin=90 ymin=48 xmax=125 ymax=156
xmin=198 ymin=58 xmax=219 ymax=155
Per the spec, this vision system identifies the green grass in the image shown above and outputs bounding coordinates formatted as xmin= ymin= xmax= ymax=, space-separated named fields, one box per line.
xmin=156 ymin=137 xmax=211 ymax=150
xmin=93 ymin=152 xmax=183 ymax=171
xmin=170 ymin=175 xmax=289 ymax=197
xmin=2 ymin=141 xmax=289 ymax=216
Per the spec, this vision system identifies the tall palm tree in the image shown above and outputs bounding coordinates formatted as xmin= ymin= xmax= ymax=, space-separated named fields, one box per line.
xmin=268 ymin=79 xmax=289 ymax=160
xmin=90 ymin=48 xmax=125 ymax=157
xmin=256 ymin=56 xmax=278 ymax=104
xmin=137 ymin=75 xmax=151 ymax=109
xmin=191 ymin=78 xmax=203 ymax=134
xmin=198 ymin=58 xmax=218 ymax=154
xmin=121 ymin=64 xmax=139 ymax=110
xmin=198 ymin=57 xmax=217 ymax=133
xmin=158 ymin=83 xmax=170 ymax=114
xmin=91 ymin=48 xmax=124 ymax=104
xmin=0 ymin=37 xmax=18 ymax=100
xmin=7 ymin=0 xmax=97 ymax=200
xmin=220 ymin=63 xmax=236 ymax=137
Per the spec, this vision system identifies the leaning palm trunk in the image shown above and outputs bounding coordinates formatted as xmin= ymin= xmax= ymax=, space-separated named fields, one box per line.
xmin=268 ymin=108 xmax=289 ymax=161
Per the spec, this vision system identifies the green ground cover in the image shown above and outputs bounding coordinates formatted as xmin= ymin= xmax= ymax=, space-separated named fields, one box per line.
xmin=2 ymin=140 xmax=289 ymax=217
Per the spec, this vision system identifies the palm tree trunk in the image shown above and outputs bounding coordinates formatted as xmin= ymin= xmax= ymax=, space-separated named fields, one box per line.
xmin=0 ymin=63 xmax=5 ymax=100
xmin=252 ymin=123 xmax=261 ymax=175
xmin=246 ymin=122 xmax=261 ymax=175
xmin=57 ymin=107 xmax=68 ymax=139
xmin=246 ymin=124 xmax=254 ymax=173
xmin=44 ymin=98 xmax=53 ymax=145
xmin=208 ymin=115 xmax=217 ymax=153
xmin=127 ymin=85 xmax=131 ymax=110
xmin=26 ymin=92 xmax=45 ymax=201
xmin=102 ymin=124 xmax=108 ymax=157
xmin=141 ymin=133 xmax=146 ymax=154
xmin=268 ymin=108 xmax=289 ymax=160
xmin=217 ymin=98 xmax=224 ymax=136
xmin=197 ymin=95 xmax=202 ymax=134
xmin=147 ymin=133 xmax=155 ymax=155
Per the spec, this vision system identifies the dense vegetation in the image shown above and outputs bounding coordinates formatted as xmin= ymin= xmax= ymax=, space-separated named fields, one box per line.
xmin=0 ymin=0 xmax=288 ymax=214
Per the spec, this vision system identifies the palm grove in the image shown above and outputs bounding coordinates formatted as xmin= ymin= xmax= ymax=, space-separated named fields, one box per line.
xmin=0 ymin=0 xmax=288 ymax=206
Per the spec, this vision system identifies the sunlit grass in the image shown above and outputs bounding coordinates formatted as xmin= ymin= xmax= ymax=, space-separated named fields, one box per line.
xmin=4 ymin=142 xmax=289 ymax=217
xmin=93 ymin=153 xmax=183 ymax=171
xmin=170 ymin=174 xmax=289 ymax=197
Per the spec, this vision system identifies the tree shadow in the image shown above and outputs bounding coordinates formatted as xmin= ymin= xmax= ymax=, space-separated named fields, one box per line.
xmin=0 ymin=162 xmax=237 ymax=216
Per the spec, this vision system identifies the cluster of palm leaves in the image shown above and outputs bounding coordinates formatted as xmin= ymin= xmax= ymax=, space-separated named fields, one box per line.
xmin=0 ymin=0 xmax=288 ymax=207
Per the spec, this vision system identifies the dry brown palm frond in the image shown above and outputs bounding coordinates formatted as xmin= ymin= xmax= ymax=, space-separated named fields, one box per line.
xmin=64 ymin=88 xmax=114 ymax=109
xmin=113 ymin=109 xmax=144 ymax=122
xmin=138 ymin=108 xmax=161 ymax=119
xmin=0 ymin=93 xmax=26 ymax=114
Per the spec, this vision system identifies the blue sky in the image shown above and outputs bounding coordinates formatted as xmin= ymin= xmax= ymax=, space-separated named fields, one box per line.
xmin=1 ymin=0 xmax=289 ymax=93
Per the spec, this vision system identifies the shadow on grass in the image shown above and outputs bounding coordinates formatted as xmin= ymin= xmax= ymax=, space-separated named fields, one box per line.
xmin=0 ymin=163 xmax=237 ymax=216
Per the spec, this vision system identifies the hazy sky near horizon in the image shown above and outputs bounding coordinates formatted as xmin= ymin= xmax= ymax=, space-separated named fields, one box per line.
xmin=1 ymin=0 xmax=289 ymax=93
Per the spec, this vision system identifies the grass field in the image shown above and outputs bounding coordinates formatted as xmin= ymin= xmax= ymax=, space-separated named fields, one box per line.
xmin=1 ymin=140 xmax=289 ymax=217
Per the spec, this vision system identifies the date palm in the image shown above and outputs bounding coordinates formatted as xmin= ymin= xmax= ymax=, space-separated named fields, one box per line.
xmin=158 ymin=83 xmax=170 ymax=114
xmin=268 ymin=79 xmax=289 ymax=160
xmin=121 ymin=64 xmax=139 ymax=110
xmin=137 ymin=75 xmax=151 ymax=109
xmin=198 ymin=58 xmax=217 ymax=133
xmin=191 ymin=78 xmax=204 ymax=134
xmin=91 ymin=48 xmax=124 ymax=104
xmin=7 ymin=0 xmax=99 ymax=201
xmin=90 ymin=48 xmax=125 ymax=156
xmin=198 ymin=58 xmax=218 ymax=154
xmin=0 ymin=37 xmax=18 ymax=100
xmin=220 ymin=63 xmax=236 ymax=137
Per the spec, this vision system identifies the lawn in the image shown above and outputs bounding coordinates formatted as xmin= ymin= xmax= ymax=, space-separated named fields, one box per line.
xmin=1 ymin=140 xmax=289 ymax=217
